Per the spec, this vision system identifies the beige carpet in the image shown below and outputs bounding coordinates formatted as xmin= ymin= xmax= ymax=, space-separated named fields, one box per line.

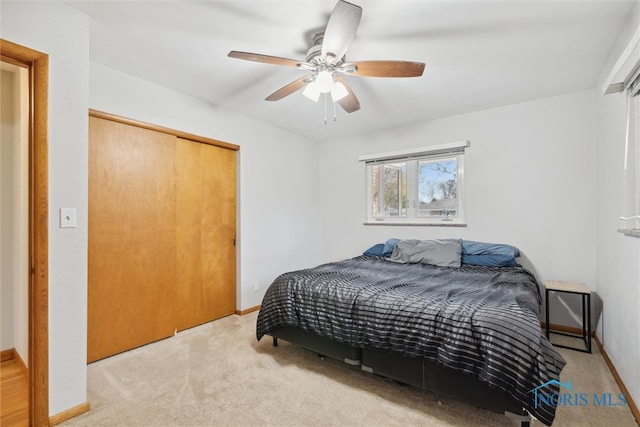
xmin=62 ymin=312 xmax=637 ymax=427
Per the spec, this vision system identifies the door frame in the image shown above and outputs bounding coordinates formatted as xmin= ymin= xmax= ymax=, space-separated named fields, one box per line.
xmin=1 ymin=39 xmax=49 ymax=426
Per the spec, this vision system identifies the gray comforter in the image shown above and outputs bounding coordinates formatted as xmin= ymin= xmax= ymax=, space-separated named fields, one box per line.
xmin=256 ymin=255 xmax=566 ymax=425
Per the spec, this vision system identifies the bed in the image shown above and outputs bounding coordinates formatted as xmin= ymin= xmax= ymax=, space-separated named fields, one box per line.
xmin=256 ymin=239 xmax=566 ymax=426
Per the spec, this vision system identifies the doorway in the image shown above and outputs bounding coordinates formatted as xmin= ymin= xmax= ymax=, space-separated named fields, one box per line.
xmin=1 ymin=57 xmax=29 ymax=426
xmin=0 ymin=39 xmax=50 ymax=426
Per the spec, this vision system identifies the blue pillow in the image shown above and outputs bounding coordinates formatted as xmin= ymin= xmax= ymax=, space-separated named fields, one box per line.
xmin=462 ymin=254 xmax=520 ymax=267
xmin=461 ymin=240 xmax=520 ymax=257
xmin=363 ymin=243 xmax=385 ymax=257
xmin=383 ymin=238 xmax=401 ymax=256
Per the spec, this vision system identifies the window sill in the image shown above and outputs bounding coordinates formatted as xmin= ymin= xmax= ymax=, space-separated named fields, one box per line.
xmin=618 ymin=228 xmax=640 ymax=238
xmin=364 ymin=221 xmax=467 ymax=227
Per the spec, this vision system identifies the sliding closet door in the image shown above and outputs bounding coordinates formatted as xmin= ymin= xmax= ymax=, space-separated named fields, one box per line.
xmin=175 ymin=138 xmax=236 ymax=331
xmin=88 ymin=117 xmax=177 ymax=362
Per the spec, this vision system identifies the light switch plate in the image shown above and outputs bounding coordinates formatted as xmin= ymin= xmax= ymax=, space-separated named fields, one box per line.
xmin=60 ymin=208 xmax=77 ymax=228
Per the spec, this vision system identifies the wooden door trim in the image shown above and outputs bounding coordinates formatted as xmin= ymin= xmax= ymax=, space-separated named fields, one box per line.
xmin=1 ymin=39 xmax=50 ymax=426
xmin=89 ymin=109 xmax=239 ymax=151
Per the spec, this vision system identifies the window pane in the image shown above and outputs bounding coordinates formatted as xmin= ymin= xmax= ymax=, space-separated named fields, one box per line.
xmin=384 ymin=167 xmax=400 ymax=215
xmin=371 ymin=163 xmax=406 ymax=217
xmin=372 ymin=165 xmax=380 ymax=216
xmin=418 ymin=157 xmax=457 ymax=218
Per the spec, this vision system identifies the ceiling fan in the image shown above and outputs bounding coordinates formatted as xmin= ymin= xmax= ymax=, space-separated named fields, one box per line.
xmin=228 ymin=0 xmax=426 ymax=114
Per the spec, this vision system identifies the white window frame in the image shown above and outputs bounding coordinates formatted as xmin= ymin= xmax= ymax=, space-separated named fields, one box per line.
xmin=360 ymin=141 xmax=469 ymax=226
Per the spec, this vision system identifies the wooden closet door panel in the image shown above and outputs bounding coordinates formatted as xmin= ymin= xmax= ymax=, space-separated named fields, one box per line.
xmin=175 ymin=138 xmax=203 ymax=330
xmin=201 ymin=141 xmax=237 ymax=318
xmin=176 ymin=138 xmax=236 ymax=331
xmin=88 ymin=117 xmax=177 ymax=362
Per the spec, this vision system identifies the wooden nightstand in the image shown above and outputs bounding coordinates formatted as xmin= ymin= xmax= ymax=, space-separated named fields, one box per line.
xmin=545 ymin=280 xmax=592 ymax=353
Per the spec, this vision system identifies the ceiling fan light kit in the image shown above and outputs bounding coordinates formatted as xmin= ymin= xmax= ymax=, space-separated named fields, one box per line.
xmin=315 ymin=69 xmax=334 ymax=93
xmin=302 ymin=82 xmax=321 ymax=102
xmin=303 ymin=70 xmax=349 ymax=103
xmin=330 ymin=81 xmax=349 ymax=102
xmin=228 ymin=0 xmax=426 ymax=121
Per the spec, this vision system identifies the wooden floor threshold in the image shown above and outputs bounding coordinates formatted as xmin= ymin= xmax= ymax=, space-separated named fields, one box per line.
xmin=1 ymin=351 xmax=29 ymax=427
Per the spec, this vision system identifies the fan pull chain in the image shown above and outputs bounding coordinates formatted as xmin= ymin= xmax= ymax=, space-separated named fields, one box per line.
xmin=324 ymin=94 xmax=328 ymax=125
xmin=320 ymin=94 xmax=338 ymax=125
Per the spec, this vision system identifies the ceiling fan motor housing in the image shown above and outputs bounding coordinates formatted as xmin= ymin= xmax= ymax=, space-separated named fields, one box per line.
xmin=306 ymin=32 xmax=345 ymax=66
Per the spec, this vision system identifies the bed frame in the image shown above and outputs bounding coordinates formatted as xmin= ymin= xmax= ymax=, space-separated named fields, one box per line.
xmin=270 ymin=325 xmax=532 ymax=427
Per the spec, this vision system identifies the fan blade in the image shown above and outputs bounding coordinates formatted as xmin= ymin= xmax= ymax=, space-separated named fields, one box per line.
xmin=321 ymin=1 xmax=362 ymax=64
xmin=265 ymin=76 xmax=312 ymax=101
xmin=335 ymin=76 xmax=360 ymax=113
xmin=228 ymin=51 xmax=301 ymax=67
xmin=350 ymin=60 xmax=426 ymax=78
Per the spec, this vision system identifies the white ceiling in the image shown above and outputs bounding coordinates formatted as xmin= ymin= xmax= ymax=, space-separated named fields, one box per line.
xmin=64 ymin=0 xmax=637 ymax=142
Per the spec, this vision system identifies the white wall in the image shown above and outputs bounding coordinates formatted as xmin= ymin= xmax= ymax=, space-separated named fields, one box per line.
xmin=594 ymin=1 xmax=640 ymax=408
xmin=319 ymin=91 xmax=596 ymax=303
xmin=1 ymin=0 xmax=90 ymax=416
xmin=89 ymin=63 xmax=322 ymax=310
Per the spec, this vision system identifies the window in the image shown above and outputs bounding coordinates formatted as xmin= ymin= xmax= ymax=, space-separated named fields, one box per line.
xmin=603 ymin=32 xmax=640 ymax=235
xmin=361 ymin=141 xmax=468 ymax=225
xmin=619 ymin=63 xmax=640 ymax=234
xmin=417 ymin=157 xmax=458 ymax=219
xmin=621 ymin=92 xmax=640 ymax=232
xmin=371 ymin=163 xmax=406 ymax=217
